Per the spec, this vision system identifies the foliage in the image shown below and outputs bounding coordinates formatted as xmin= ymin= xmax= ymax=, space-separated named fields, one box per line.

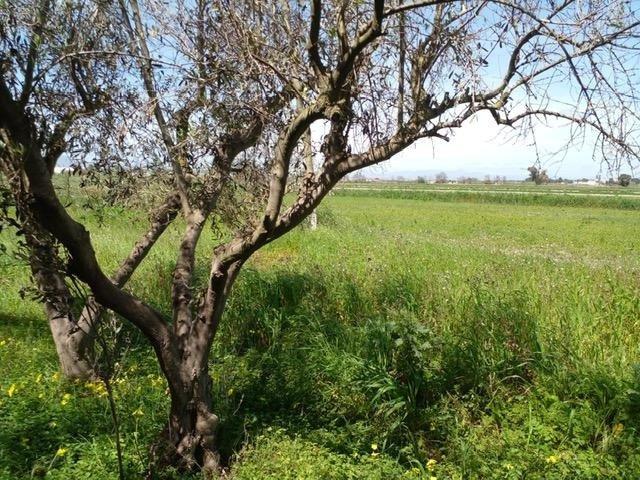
xmin=619 ymin=174 xmax=632 ymax=187
xmin=527 ymin=166 xmax=551 ymax=185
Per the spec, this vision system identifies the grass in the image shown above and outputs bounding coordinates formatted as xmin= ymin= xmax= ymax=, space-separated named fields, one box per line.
xmin=335 ymin=183 xmax=640 ymax=210
xmin=1 ymin=185 xmax=640 ymax=478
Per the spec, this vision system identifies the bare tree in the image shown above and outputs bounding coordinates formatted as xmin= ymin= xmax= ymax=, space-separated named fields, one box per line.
xmin=1 ymin=0 xmax=639 ymax=476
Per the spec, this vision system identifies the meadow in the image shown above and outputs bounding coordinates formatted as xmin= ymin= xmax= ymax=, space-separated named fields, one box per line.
xmin=1 ymin=181 xmax=640 ymax=479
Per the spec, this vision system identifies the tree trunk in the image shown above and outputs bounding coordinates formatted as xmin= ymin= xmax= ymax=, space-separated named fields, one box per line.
xmin=28 ymin=192 xmax=179 ymax=380
xmin=303 ymin=128 xmax=318 ymax=230
xmin=29 ymin=231 xmax=96 ymax=379
xmin=150 ymin=260 xmax=243 ymax=478
xmin=151 ymin=362 xmax=222 ymax=478
xmin=41 ymin=276 xmax=94 ymax=379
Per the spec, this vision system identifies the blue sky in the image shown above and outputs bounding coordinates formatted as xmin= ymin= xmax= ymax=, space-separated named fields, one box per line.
xmin=371 ymin=112 xmax=612 ymax=181
xmin=361 ymin=1 xmax=640 ymax=181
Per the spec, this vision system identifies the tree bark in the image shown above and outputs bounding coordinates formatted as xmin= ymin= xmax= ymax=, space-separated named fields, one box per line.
xmin=151 ymin=362 xmax=221 ymax=478
xmin=34 ymin=264 xmax=94 ymax=379
xmin=25 ymin=193 xmax=180 ymax=379
xmin=21 ymin=206 xmax=95 ymax=378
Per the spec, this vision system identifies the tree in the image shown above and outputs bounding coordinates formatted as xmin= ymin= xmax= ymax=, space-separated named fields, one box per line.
xmin=527 ymin=165 xmax=550 ymax=185
xmin=619 ymin=173 xmax=632 ymax=186
xmin=1 ymin=0 xmax=639 ymax=476
xmin=435 ymin=171 xmax=448 ymax=183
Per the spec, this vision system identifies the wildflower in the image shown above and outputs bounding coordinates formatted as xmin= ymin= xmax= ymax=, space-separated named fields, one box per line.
xmin=7 ymin=384 xmax=17 ymax=397
xmin=60 ymin=393 xmax=72 ymax=406
xmin=0 ymin=340 xmax=6 ymax=347
xmin=35 ymin=374 xmax=42 ymax=383
xmin=612 ymin=423 xmax=624 ymax=436
xmin=55 ymin=447 xmax=68 ymax=457
xmin=546 ymin=454 xmax=560 ymax=464
xmin=427 ymin=458 xmax=437 ymax=471
xmin=52 ymin=371 xmax=60 ymax=382
xmin=227 ymin=388 xmax=234 ymax=396
xmin=371 ymin=443 xmax=378 ymax=451
xmin=430 ymin=477 xmax=437 ymax=480
xmin=86 ymin=381 xmax=107 ymax=397
xmin=132 ymin=408 xmax=144 ymax=418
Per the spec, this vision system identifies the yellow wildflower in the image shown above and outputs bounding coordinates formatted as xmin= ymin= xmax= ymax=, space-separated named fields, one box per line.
xmin=371 ymin=443 xmax=378 ymax=451
xmin=52 ymin=372 xmax=60 ymax=382
xmin=86 ymin=381 xmax=107 ymax=397
xmin=7 ymin=384 xmax=17 ymax=397
xmin=546 ymin=454 xmax=560 ymax=464
xmin=0 ymin=340 xmax=6 ymax=347
xmin=55 ymin=447 xmax=68 ymax=457
xmin=60 ymin=393 xmax=72 ymax=406
xmin=427 ymin=458 xmax=437 ymax=471
xmin=132 ymin=408 xmax=144 ymax=418
xmin=612 ymin=423 xmax=624 ymax=436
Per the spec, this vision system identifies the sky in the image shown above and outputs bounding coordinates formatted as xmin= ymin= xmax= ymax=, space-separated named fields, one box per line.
xmin=356 ymin=2 xmax=640 ymax=182
xmin=309 ymin=109 xmax=637 ymax=182
xmin=366 ymin=111 xmax=610 ymax=181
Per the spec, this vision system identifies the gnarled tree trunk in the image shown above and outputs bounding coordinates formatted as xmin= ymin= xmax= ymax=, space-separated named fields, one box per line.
xmin=151 ymin=362 xmax=221 ymax=478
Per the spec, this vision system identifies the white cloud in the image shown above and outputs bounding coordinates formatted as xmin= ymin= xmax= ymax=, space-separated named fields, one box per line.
xmin=378 ymin=111 xmax=605 ymax=180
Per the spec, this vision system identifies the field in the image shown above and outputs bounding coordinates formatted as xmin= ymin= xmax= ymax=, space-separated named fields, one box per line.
xmin=1 ymin=182 xmax=640 ymax=478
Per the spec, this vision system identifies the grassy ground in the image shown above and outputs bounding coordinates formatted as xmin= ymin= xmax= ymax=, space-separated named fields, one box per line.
xmin=1 ymin=187 xmax=640 ymax=478
xmin=335 ymin=182 xmax=640 ymax=210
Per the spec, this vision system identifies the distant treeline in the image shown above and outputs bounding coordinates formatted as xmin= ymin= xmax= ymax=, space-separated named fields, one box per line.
xmin=334 ymin=188 xmax=640 ymax=210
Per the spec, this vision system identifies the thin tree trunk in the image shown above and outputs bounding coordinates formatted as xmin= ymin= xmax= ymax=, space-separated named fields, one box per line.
xmin=303 ymin=128 xmax=317 ymax=230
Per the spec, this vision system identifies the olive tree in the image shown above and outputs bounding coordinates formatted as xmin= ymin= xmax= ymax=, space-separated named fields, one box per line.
xmin=1 ymin=0 xmax=639 ymax=475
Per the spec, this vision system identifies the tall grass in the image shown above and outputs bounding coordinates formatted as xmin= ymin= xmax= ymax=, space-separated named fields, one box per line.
xmin=1 ymin=194 xmax=640 ymax=478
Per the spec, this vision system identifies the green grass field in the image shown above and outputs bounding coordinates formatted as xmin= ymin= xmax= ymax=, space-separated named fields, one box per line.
xmin=1 ymin=184 xmax=640 ymax=478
